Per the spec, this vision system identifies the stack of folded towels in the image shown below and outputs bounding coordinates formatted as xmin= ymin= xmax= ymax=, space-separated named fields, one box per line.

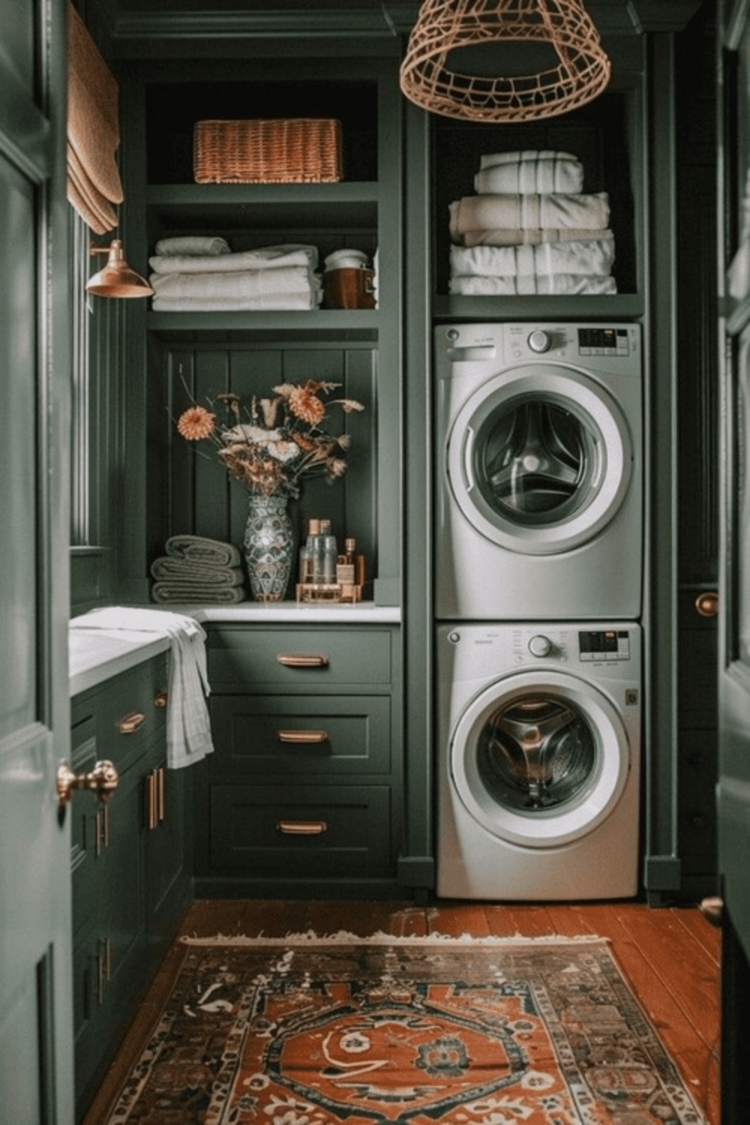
xmin=448 ymin=150 xmax=617 ymax=296
xmin=149 ymin=236 xmax=323 ymax=311
xmin=151 ymin=535 xmax=247 ymax=604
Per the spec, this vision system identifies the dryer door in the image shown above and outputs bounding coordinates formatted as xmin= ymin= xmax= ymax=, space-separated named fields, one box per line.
xmin=446 ymin=364 xmax=633 ymax=555
xmin=451 ymin=670 xmax=631 ymax=848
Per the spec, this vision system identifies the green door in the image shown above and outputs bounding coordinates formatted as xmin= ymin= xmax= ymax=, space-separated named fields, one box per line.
xmin=0 ymin=0 xmax=74 ymax=1120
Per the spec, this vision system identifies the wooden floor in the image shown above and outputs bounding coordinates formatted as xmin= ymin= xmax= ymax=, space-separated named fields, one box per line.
xmin=86 ymin=899 xmax=721 ymax=1125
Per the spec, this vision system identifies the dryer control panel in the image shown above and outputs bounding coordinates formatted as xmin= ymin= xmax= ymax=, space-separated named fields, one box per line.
xmin=578 ymin=629 xmax=632 ymax=661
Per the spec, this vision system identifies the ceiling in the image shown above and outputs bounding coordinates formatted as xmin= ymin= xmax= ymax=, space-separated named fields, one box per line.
xmin=95 ymin=0 xmax=705 ymax=43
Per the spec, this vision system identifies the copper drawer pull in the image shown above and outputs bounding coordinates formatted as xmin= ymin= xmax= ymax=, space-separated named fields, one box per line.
xmin=276 ymin=653 xmax=329 ymax=668
xmin=276 ymin=730 xmax=329 ymax=744
xmin=158 ymin=766 xmax=166 ymax=822
xmin=276 ymin=819 xmax=328 ymax=835
xmin=119 ymin=711 xmax=146 ymax=735
xmin=153 ymin=689 xmax=168 ymax=709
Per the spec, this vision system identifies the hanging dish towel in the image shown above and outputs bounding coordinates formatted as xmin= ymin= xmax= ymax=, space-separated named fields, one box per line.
xmin=69 ymin=606 xmax=214 ymax=769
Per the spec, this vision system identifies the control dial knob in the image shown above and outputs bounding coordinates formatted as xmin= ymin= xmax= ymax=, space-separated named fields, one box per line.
xmin=528 ymin=634 xmax=552 ymax=657
xmin=528 ymin=330 xmax=551 ymax=353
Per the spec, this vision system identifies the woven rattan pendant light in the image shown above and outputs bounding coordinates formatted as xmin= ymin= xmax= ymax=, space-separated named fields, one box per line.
xmin=399 ymin=0 xmax=611 ymax=122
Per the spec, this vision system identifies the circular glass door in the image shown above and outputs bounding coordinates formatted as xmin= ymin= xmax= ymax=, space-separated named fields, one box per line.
xmin=451 ymin=670 xmax=631 ymax=847
xmin=446 ymin=365 xmax=633 ymax=555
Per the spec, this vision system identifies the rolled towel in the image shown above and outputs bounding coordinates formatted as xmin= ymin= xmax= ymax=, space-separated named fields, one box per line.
xmin=151 ymin=291 xmax=322 ymax=312
xmin=450 ymin=238 xmax=615 ymax=280
xmin=154 ymin=236 xmax=231 ymax=256
xmin=458 ymin=227 xmax=613 ymax=247
xmin=165 ymin=535 xmax=241 ymax=567
xmin=149 ymin=243 xmax=319 ymax=275
xmin=449 ymin=193 xmax=610 ymax=238
xmin=448 ymin=273 xmax=618 ymax=296
xmin=151 ymin=582 xmax=247 ymax=605
xmin=150 ymin=557 xmax=245 ymax=585
xmin=149 ymin=265 xmax=320 ymax=301
xmin=474 ymin=154 xmax=584 ymax=195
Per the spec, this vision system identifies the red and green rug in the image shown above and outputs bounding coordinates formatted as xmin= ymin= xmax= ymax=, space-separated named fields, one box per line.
xmin=102 ymin=934 xmax=706 ymax=1124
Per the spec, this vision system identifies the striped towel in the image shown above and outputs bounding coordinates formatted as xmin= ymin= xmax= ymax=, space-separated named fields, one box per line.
xmin=69 ymin=607 xmax=214 ymax=770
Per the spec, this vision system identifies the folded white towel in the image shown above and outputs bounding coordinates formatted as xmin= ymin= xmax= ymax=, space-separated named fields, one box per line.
xmin=449 ymin=193 xmax=610 ymax=238
xmin=475 ymin=154 xmax=584 ymax=195
xmin=166 ymin=535 xmax=241 ymax=567
xmin=450 ymin=238 xmax=615 ymax=280
xmin=449 ymin=273 xmax=618 ymax=295
xmin=151 ymin=292 xmax=322 ymax=312
xmin=478 ymin=149 xmax=578 ymax=169
xmin=154 ymin=236 xmax=231 ymax=256
xmin=149 ymin=243 xmax=319 ymax=275
xmin=69 ymin=607 xmax=214 ymax=770
xmin=458 ymin=227 xmax=613 ymax=247
xmin=150 ymin=266 xmax=320 ymax=301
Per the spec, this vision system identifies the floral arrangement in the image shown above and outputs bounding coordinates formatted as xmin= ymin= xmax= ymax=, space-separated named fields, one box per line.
xmin=176 ymin=380 xmax=364 ymax=498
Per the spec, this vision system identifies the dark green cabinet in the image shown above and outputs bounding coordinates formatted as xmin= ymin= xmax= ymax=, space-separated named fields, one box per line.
xmin=70 ymin=655 xmax=192 ymax=1120
xmin=194 ymin=624 xmax=402 ymax=898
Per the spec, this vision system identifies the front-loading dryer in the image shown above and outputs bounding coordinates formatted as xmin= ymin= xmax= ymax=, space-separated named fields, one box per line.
xmin=435 ymin=322 xmax=642 ymax=619
xmin=436 ymin=622 xmax=641 ymax=900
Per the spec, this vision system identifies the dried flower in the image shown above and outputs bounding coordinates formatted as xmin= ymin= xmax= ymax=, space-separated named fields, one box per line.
xmin=177 ymin=406 xmax=216 ymax=440
xmin=176 ymin=378 xmax=364 ymax=499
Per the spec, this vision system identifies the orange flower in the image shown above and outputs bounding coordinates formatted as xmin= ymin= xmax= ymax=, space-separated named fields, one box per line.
xmin=177 ymin=406 xmax=215 ymax=440
xmin=288 ymin=382 xmax=326 ymax=426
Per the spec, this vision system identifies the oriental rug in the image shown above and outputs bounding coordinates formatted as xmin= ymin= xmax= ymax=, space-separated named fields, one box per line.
xmin=101 ymin=933 xmax=707 ymax=1125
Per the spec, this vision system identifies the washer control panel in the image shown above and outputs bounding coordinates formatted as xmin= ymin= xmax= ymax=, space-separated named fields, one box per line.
xmin=578 ymin=629 xmax=631 ymax=661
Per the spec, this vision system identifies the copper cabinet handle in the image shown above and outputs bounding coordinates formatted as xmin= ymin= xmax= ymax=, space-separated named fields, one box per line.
xmin=158 ymin=766 xmax=166 ymax=822
xmin=276 ymin=730 xmax=329 ymax=744
xmin=276 ymin=820 xmax=328 ymax=835
xmin=153 ymin=689 xmax=168 ymax=709
xmin=276 ymin=653 xmax=329 ymax=668
xmin=695 ymin=591 xmax=719 ymax=618
xmin=119 ymin=711 xmax=146 ymax=734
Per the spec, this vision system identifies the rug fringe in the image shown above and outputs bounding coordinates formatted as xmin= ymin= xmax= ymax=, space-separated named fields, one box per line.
xmin=180 ymin=930 xmax=609 ymax=946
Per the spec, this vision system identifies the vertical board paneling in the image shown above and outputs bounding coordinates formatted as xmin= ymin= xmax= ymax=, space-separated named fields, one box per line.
xmin=195 ymin=351 xmax=231 ymax=542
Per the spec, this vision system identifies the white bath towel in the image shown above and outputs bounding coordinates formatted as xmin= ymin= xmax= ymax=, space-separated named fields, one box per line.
xmin=150 ymin=266 xmax=321 ymax=301
xmin=474 ymin=154 xmax=584 ymax=195
xmin=450 ymin=238 xmax=615 ymax=280
xmin=150 ymin=243 xmax=319 ymax=275
xmin=449 ymin=193 xmax=610 ymax=238
xmin=151 ymin=292 xmax=322 ymax=312
xmin=69 ymin=607 xmax=214 ymax=770
xmin=478 ymin=148 xmax=577 ymax=169
xmin=458 ymin=227 xmax=613 ymax=247
xmin=449 ymin=273 xmax=618 ymax=296
xmin=154 ymin=236 xmax=231 ymax=256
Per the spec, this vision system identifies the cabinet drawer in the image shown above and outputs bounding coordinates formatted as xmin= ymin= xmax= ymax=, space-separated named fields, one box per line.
xmin=207 ymin=627 xmax=392 ymax=692
xmin=71 ymin=654 xmax=169 ymax=771
xmin=209 ymin=695 xmax=391 ymax=775
xmin=209 ymin=784 xmax=392 ymax=878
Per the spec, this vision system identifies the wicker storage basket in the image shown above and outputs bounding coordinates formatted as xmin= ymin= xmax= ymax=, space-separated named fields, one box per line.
xmin=193 ymin=118 xmax=343 ymax=184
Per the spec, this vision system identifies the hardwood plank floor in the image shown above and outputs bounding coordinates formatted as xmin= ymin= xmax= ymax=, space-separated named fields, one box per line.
xmin=85 ymin=899 xmax=721 ymax=1125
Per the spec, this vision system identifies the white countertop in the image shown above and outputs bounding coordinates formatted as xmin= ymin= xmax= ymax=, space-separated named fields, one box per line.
xmin=69 ymin=601 xmax=400 ymax=696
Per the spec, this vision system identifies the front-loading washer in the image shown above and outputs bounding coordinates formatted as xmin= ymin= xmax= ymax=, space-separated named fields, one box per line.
xmin=435 ymin=322 xmax=642 ymax=619
xmin=436 ymin=622 xmax=641 ymax=900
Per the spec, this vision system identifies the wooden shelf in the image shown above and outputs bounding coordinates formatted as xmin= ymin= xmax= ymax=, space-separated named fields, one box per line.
xmin=433 ymin=294 xmax=645 ymax=321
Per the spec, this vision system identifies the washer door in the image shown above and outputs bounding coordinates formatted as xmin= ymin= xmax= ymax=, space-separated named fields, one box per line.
xmin=451 ymin=670 xmax=631 ymax=848
xmin=446 ymin=364 xmax=633 ymax=555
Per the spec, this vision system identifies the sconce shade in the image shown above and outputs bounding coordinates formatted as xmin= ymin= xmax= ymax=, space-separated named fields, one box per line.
xmin=86 ymin=239 xmax=154 ymax=298
xmin=399 ymin=0 xmax=611 ymax=123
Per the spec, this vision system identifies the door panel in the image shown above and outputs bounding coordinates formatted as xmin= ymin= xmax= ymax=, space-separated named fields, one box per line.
xmin=0 ymin=0 xmax=73 ymax=1119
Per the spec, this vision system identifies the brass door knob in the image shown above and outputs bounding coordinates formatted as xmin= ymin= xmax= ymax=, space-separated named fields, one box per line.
xmin=57 ymin=759 xmax=120 ymax=808
xmin=695 ymin=591 xmax=719 ymax=617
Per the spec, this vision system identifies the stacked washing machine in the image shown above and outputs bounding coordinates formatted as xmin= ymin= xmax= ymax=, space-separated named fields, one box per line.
xmin=434 ymin=322 xmax=643 ymax=899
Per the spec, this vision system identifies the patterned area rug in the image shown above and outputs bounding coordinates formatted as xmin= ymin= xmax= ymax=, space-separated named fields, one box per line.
xmin=103 ymin=934 xmax=706 ymax=1125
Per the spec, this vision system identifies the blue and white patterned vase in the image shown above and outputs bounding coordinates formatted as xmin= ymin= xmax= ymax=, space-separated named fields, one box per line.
xmin=243 ymin=493 xmax=294 ymax=602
